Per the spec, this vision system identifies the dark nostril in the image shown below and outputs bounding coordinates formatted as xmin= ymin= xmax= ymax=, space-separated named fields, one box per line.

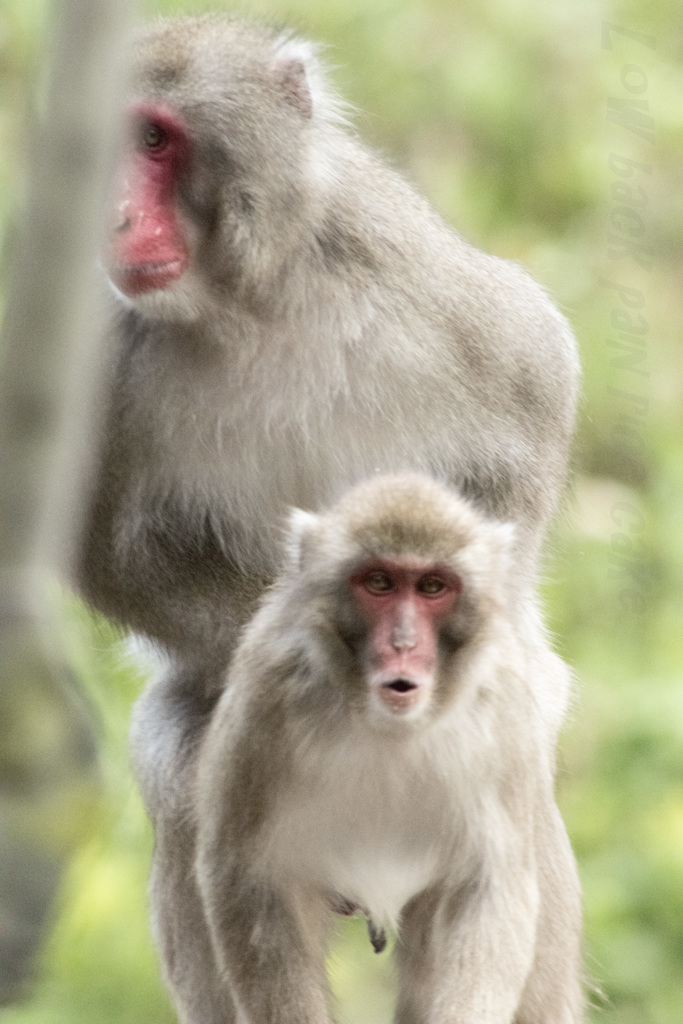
xmin=115 ymin=217 xmax=132 ymax=233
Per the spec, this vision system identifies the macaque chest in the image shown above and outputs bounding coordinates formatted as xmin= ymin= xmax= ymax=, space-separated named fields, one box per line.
xmin=267 ymin=730 xmax=457 ymax=929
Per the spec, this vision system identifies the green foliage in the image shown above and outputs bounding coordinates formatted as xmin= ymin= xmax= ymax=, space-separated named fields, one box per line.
xmin=1 ymin=0 xmax=682 ymax=1021
xmin=0 ymin=605 xmax=176 ymax=1024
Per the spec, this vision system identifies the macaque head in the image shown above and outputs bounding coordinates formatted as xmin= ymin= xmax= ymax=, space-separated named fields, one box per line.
xmin=287 ymin=474 xmax=515 ymax=726
xmin=106 ymin=17 xmax=329 ymax=321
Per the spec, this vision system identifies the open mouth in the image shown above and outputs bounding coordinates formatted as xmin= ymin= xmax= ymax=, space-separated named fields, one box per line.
xmin=384 ymin=678 xmax=418 ymax=694
xmin=379 ymin=677 xmax=422 ymax=713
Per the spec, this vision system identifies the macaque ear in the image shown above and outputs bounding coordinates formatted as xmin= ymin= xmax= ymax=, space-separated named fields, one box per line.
xmin=286 ymin=507 xmax=319 ymax=568
xmin=272 ymin=36 xmax=315 ymax=118
xmin=276 ymin=57 xmax=312 ymax=117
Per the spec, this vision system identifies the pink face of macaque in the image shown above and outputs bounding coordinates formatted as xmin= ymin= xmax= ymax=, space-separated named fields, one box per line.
xmin=108 ymin=104 xmax=191 ymax=297
xmin=349 ymin=557 xmax=462 ymax=718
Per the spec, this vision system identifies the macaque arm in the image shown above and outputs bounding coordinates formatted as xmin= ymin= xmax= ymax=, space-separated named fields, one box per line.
xmin=195 ymin=680 xmax=334 ymax=1024
xmin=396 ymin=855 xmax=539 ymax=1024
xmin=516 ymin=801 xmax=584 ymax=1021
xmin=199 ymin=862 xmax=332 ymax=1024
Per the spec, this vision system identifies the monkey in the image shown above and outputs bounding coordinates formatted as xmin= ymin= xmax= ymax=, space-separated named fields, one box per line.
xmin=194 ymin=473 xmax=584 ymax=1024
xmin=72 ymin=15 xmax=581 ymax=1022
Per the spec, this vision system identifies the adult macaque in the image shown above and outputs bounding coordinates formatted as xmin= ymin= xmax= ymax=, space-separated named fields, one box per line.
xmin=195 ymin=474 xmax=583 ymax=1024
xmin=74 ymin=14 xmax=580 ymax=1022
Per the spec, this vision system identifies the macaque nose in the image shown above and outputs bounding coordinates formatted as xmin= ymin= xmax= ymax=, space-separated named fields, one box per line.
xmin=390 ymin=603 xmax=417 ymax=651
xmin=112 ymin=198 xmax=133 ymax=234
xmin=112 ymin=188 xmax=136 ymax=233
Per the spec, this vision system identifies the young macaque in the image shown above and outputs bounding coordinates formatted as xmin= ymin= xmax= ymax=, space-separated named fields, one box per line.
xmin=73 ymin=14 xmax=580 ymax=1021
xmin=195 ymin=474 xmax=583 ymax=1024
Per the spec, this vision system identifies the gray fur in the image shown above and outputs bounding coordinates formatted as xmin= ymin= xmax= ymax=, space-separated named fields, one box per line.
xmin=74 ymin=17 xmax=581 ymax=1022
xmin=195 ymin=474 xmax=583 ymax=1023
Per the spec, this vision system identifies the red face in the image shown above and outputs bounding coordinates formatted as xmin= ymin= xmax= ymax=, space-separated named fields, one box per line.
xmin=108 ymin=104 xmax=191 ymax=297
xmin=349 ymin=557 xmax=461 ymax=717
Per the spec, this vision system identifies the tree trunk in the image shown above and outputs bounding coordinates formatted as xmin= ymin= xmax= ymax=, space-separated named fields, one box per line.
xmin=0 ymin=0 xmax=132 ymax=1002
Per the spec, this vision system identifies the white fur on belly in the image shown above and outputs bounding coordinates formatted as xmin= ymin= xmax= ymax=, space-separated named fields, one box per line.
xmin=261 ymin=718 xmax=469 ymax=931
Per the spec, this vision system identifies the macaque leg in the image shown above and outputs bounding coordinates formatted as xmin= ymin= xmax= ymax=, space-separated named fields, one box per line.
xmin=200 ymin=870 xmax=333 ymax=1024
xmin=149 ymin=828 xmax=236 ymax=1024
xmin=130 ymin=667 xmax=236 ymax=1024
xmin=395 ymin=871 xmax=539 ymax=1024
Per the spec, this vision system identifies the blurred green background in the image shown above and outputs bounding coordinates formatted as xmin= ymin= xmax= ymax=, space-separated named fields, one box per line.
xmin=1 ymin=0 xmax=682 ymax=1021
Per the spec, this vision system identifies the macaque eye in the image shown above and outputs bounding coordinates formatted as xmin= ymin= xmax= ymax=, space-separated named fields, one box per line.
xmin=140 ymin=122 xmax=168 ymax=151
xmin=417 ymin=575 xmax=447 ymax=596
xmin=363 ymin=571 xmax=395 ymax=595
